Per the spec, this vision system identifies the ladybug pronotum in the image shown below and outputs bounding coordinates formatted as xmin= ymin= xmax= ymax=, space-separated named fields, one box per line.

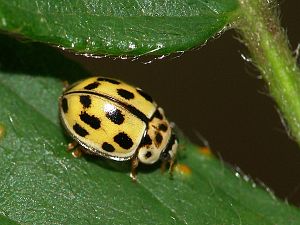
xmin=59 ymin=77 xmax=178 ymax=180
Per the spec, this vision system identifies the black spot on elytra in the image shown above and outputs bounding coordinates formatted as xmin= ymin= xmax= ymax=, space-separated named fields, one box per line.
xmin=97 ymin=77 xmax=121 ymax=84
xmin=141 ymin=134 xmax=152 ymax=146
xmin=105 ymin=108 xmax=125 ymax=125
xmin=73 ymin=123 xmax=89 ymax=137
xmin=114 ymin=132 xmax=133 ymax=149
xmin=153 ymin=109 xmax=163 ymax=120
xmin=126 ymin=104 xmax=149 ymax=123
xmin=159 ymin=123 xmax=168 ymax=132
xmin=102 ymin=142 xmax=115 ymax=152
xmin=145 ymin=151 xmax=152 ymax=158
xmin=84 ymin=82 xmax=100 ymax=90
xmin=80 ymin=112 xmax=101 ymax=129
xmin=155 ymin=132 xmax=163 ymax=145
xmin=117 ymin=89 xmax=134 ymax=100
xmin=61 ymin=98 xmax=68 ymax=113
xmin=80 ymin=95 xmax=91 ymax=108
xmin=137 ymin=89 xmax=153 ymax=102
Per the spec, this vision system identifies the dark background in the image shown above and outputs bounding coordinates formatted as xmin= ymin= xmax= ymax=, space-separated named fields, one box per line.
xmin=65 ymin=1 xmax=300 ymax=205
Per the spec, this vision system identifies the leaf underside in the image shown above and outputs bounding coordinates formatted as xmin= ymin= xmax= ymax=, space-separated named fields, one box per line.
xmin=0 ymin=0 xmax=239 ymax=56
xmin=0 ymin=35 xmax=300 ymax=224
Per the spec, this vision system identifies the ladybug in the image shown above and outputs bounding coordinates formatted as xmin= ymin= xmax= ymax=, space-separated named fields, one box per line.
xmin=59 ymin=77 xmax=178 ymax=180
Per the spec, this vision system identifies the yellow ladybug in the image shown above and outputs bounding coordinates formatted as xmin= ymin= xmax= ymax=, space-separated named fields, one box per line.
xmin=59 ymin=77 xmax=178 ymax=180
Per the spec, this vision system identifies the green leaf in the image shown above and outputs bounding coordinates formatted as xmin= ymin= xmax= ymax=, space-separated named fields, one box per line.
xmin=0 ymin=0 xmax=239 ymax=56
xmin=0 ymin=35 xmax=300 ymax=224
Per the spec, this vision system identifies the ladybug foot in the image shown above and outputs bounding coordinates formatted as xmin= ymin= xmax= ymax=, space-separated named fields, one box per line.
xmin=67 ymin=141 xmax=78 ymax=151
xmin=72 ymin=148 xmax=83 ymax=158
xmin=130 ymin=172 xmax=137 ymax=182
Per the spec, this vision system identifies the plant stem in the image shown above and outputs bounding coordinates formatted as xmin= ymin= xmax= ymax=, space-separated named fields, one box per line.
xmin=235 ymin=0 xmax=300 ymax=145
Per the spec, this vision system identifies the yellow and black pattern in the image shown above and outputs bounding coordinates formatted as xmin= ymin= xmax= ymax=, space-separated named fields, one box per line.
xmin=60 ymin=92 xmax=146 ymax=160
xmin=60 ymin=76 xmax=178 ymax=167
xmin=65 ymin=77 xmax=157 ymax=119
xmin=137 ymin=107 xmax=172 ymax=164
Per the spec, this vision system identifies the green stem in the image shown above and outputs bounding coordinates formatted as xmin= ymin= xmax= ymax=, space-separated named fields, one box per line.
xmin=235 ymin=0 xmax=300 ymax=145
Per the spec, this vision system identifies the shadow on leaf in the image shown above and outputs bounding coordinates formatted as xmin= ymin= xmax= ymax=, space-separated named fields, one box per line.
xmin=0 ymin=33 xmax=89 ymax=82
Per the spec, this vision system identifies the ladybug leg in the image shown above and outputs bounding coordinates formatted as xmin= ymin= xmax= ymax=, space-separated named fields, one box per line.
xmin=168 ymin=158 xmax=175 ymax=178
xmin=67 ymin=141 xmax=78 ymax=151
xmin=160 ymin=160 xmax=167 ymax=173
xmin=130 ymin=156 xmax=139 ymax=182
xmin=160 ymin=159 xmax=175 ymax=178
xmin=72 ymin=148 xmax=83 ymax=158
xmin=66 ymin=141 xmax=83 ymax=158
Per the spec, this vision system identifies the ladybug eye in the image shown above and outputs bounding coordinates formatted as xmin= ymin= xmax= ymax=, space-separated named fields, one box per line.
xmin=160 ymin=151 xmax=170 ymax=161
